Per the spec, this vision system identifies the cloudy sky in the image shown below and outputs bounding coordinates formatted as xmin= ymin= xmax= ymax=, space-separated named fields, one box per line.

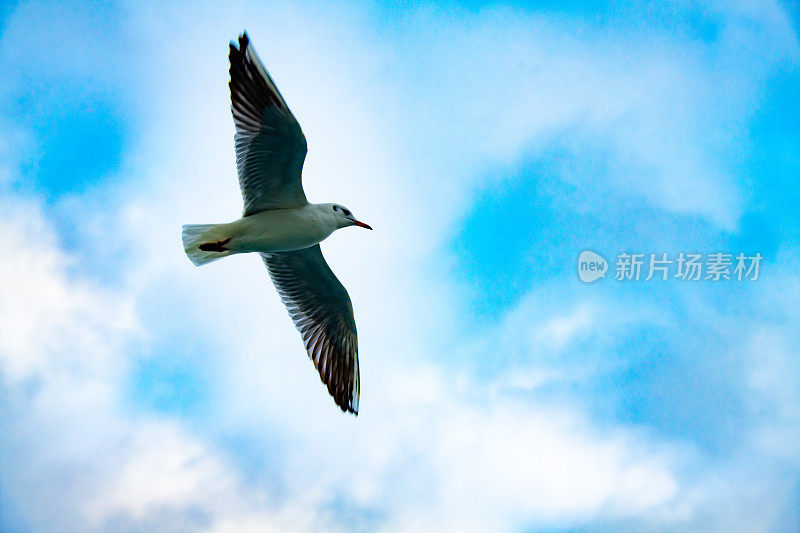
xmin=1 ymin=0 xmax=799 ymax=531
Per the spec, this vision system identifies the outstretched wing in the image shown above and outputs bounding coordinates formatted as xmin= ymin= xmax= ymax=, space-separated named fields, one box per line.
xmin=229 ymin=32 xmax=308 ymax=215
xmin=262 ymin=246 xmax=360 ymax=414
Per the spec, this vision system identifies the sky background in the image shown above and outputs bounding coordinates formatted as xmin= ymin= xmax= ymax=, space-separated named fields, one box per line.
xmin=1 ymin=0 xmax=799 ymax=531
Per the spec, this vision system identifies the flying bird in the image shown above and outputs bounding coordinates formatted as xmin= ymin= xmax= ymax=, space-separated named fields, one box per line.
xmin=181 ymin=32 xmax=370 ymax=415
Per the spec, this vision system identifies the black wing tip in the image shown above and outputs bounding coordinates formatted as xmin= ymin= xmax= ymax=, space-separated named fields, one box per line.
xmin=328 ymin=373 xmax=359 ymax=415
xmin=230 ymin=30 xmax=249 ymax=51
xmin=330 ymin=382 xmax=359 ymax=415
xmin=339 ymin=402 xmax=358 ymax=416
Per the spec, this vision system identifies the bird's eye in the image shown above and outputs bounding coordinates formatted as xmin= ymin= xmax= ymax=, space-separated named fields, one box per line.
xmin=332 ymin=205 xmax=339 ymax=212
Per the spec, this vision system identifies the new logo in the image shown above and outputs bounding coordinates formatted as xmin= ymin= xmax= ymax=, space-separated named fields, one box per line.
xmin=578 ymin=250 xmax=608 ymax=283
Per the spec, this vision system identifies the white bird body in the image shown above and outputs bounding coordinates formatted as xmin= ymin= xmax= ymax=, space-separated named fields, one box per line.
xmin=180 ymin=32 xmax=369 ymax=415
xmin=185 ymin=204 xmax=344 ymax=264
xmin=232 ymin=204 xmax=340 ymax=253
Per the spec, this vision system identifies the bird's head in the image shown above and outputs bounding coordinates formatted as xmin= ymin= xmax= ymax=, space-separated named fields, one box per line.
xmin=328 ymin=203 xmax=372 ymax=230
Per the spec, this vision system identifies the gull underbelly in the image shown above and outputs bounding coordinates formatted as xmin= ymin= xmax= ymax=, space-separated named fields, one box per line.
xmin=228 ymin=208 xmax=335 ymax=254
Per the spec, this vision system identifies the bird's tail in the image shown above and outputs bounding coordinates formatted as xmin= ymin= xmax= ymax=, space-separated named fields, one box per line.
xmin=181 ymin=223 xmax=234 ymax=266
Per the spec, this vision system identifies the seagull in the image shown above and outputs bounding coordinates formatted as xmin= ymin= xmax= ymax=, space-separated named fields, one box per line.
xmin=181 ymin=32 xmax=370 ymax=415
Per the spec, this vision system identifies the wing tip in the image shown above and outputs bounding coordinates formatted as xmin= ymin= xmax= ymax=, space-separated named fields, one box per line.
xmin=231 ymin=30 xmax=249 ymax=51
xmin=341 ymin=385 xmax=360 ymax=416
xmin=330 ymin=378 xmax=359 ymax=416
xmin=341 ymin=402 xmax=359 ymax=416
xmin=325 ymin=365 xmax=359 ymax=416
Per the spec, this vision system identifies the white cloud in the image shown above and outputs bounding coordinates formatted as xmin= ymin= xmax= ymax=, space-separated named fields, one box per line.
xmin=0 ymin=199 xmax=137 ymax=382
xmin=420 ymin=402 xmax=679 ymax=531
xmin=0 ymin=155 xmax=682 ymax=533
xmin=0 ymin=198 xmax=315 ymax=532
xmin=361 ymin=2 xmax=797 ymax=231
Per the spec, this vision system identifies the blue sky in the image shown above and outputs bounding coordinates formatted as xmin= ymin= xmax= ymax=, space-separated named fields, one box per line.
xmin=1 ymin=1 xmax=799 ymax=531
